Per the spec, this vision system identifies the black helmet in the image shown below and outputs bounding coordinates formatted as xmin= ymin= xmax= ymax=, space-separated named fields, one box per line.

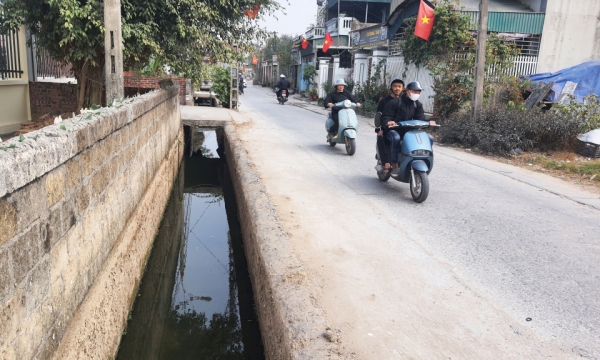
xmin=390 ymin=78 xmax=404 ymax=89
xmin=406 ymin=81 xmax=423 ymax=91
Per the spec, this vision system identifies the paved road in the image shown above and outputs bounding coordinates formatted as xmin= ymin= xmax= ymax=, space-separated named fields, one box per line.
xmin=236 ymin=86 xmax=600 ymax=359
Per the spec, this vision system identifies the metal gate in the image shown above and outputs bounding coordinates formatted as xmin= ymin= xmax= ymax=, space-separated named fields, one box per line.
xmin=0 ymin=28 xmax=24 ymax=80
xmin=387 ymin=56 xmax=435 ymax=113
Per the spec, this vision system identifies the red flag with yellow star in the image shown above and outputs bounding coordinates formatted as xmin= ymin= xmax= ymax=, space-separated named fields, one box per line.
xmin=301 ymin=36 xmax=309 ymax=50
xmin=323 ymin=32 xmax=333 ymax=53
xmin=414 ymin=0 xmax=435 ymax=41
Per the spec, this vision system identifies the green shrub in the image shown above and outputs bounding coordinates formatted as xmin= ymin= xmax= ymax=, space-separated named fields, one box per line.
xmin=353 ymin=60 xmax=388 ymax=109
xmin=440 ymin=106 xmax=590 ymax=155
xmin=211 ymin=66 xmax=231 ymax=108
xmin=303 ymin=65 xmax=316 ymax=90
xmin=552 ymin=94 xmax=600 ymax=133
xmin=322 ymin=81 xmax=334 ymax=96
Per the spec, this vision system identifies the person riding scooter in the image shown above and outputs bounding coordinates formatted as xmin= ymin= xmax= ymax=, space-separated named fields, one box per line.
xmin=324 ymin=79 xmax=361 ymax=140
xmin=376 ymin=78 xmax=404 ymax=174
xmin=381 ymin=81 xmax=435 ymax=175
xmin=276 ymin=74 xmax=290 ymax=101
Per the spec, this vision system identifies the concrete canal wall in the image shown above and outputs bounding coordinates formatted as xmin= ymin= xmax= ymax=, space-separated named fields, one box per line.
xmin=0 ymin=88 xmax=183 ymax=359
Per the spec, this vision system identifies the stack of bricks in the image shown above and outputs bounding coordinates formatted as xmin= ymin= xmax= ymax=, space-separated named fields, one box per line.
xmin=124 ymin=74 xmax=188 ymax=105
xmin=17 ymin=111 xmax=79 ymax=135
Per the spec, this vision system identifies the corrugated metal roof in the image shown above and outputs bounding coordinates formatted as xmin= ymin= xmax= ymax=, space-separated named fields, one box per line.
xmin=461 ymin=11 xmax=545 ymax=34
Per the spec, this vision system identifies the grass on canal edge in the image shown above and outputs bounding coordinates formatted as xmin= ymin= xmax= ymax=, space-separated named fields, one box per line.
xmin=503 ymin=151 xmax=600 ymax=185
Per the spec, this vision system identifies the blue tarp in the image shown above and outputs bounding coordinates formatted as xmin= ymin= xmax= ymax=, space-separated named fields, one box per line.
xmin=525 ymin=60 xmax=600 ymax=103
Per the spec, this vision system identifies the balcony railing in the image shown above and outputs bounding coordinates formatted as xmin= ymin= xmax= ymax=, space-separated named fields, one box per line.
xmin=325 ymin=17 xmax=353 ymax=36
xmin=306 ymin=27 xmax=326 ymax=39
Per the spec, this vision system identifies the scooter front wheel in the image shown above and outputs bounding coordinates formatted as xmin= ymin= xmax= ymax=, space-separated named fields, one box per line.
xmin=410 ymin=171 xmax=429 ymax=203
xmin=345 ymin=137 xmax=356 ymax=155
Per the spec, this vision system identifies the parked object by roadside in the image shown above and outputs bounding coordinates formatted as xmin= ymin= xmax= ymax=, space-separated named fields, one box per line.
xmin=577 ymin=129 xmax=600 ymax=158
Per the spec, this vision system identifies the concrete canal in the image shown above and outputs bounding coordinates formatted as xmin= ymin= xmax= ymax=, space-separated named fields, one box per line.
xmin=116 ymin=129 xmax=265 ymax=359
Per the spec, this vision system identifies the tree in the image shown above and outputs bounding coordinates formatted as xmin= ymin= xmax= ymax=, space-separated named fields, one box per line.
xmin=400 ymin=0 xmax=518 ymax=118
xmin=302 ymin=64 xmax=316 ymax=90
xmin=0 ymin=0 xmax=281 ymax=109
xmin=258 ymin=33 xmax=294 ymax=81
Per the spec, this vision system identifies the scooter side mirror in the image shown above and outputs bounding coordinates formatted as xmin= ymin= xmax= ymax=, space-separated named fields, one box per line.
xmin=374 ymin=112 xmax=382 ymax=128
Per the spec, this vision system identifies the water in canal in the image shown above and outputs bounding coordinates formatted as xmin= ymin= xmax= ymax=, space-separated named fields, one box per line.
xmin=116 ymin=129 xmax=264 ymax=360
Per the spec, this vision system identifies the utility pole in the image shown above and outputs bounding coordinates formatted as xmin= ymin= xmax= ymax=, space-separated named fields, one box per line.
xmin=471 ymin=0 xmax=489 ymax=118
xmin=104 ymin=0 xmax=124 ymax=103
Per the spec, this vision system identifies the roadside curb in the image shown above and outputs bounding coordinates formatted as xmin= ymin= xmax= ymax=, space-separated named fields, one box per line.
xmin=223 ymin=119 xmax=343 ymax=359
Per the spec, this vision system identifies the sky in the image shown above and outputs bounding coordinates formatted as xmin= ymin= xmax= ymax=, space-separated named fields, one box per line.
xmin=259 ymin=0 xmax=320 ymax=37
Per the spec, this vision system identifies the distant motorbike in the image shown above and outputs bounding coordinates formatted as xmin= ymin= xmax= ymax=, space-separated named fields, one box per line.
xmin=374 ymin=113 xmax=439 ymax=203
xmin=275 ymin=87 xmax=288 ymax=105
xmin=326 ymin=100 xmax=358 ymax=155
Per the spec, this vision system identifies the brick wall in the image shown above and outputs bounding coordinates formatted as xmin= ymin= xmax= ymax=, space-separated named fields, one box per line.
xmin=124 ymin=75 xmax=188 ymax=106
xmin=0 ymin=88 xmax=183 ymax=359
xmin=28 ymin=76 xmax=189 ymax=123
xmin=28 ymin=82 xmax=78 ymax=121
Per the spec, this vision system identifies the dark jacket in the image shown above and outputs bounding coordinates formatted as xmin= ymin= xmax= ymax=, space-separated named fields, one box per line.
xmin=324 ymin=91 xmax=358 ymax=109
xmin=381 ymin=95 xmax=425 ymax=131
xmin=376 ymin=95 xmax=397 ymax=113
xmin=277 ymin=79 xmax=290 ymax=89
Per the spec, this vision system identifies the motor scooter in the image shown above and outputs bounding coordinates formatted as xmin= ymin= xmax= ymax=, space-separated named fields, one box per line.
xmin=275 ymin=87 xmax=288 ymax=105
xmin=374 ymin=113 xmax=438 ymax=203
xmin=326 ymin=100 xmax=358 ymax=155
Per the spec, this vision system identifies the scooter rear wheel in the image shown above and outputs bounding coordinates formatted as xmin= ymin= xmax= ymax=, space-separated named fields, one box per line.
xmin=410 ymin=171 xmax=429 ymax=203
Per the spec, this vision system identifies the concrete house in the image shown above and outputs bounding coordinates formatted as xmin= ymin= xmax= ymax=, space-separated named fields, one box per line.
xmin=0 ymin=26 xmax=31 ymax=134
xmin=1 ymin=25 xmax=75 ymax=136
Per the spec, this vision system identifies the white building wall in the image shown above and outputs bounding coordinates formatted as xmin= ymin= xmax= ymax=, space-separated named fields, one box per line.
xmin=537 ymin=0 xmax=600 ymax=73
xmin=353 ymin=51 xmax=369 ymax=88
xmin=318 ymin=58 xmax=330 ymax=98
xmin=332 ymin=56 xmax=351 ymax=82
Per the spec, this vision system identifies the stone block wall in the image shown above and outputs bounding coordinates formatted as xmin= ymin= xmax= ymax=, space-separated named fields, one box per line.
xmin=0 ymin=88 xmax=183 ymax=359
xmin=28 ymin=82 xmax=79 ymax=121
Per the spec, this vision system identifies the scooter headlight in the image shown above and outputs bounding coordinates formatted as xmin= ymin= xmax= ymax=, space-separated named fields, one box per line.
xmin=343 ymin=100 xmax=351 ymax=108
xmin=411 ymin=149 xmax=431 ymax=156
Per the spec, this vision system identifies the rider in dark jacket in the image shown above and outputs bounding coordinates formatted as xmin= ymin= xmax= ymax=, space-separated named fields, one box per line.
xmin=276 ymin=75 xmax=290 ymax=99
xmin=376 ymin=78 xmax=404 ymax=173
xmin=324 ymin=79 xmax=360 ymax=138
xmin=381 ymin=81 xmax=431 ymax=174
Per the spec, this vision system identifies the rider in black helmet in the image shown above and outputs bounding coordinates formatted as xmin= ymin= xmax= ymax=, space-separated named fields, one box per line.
xmin=376 ymin=78 xmax=404 ymax=173
xmin=381 ymin=81 xmax=435 ymax=174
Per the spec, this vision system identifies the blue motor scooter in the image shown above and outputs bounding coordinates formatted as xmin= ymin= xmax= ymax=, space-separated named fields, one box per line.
xmin=374 ymin=116 xmax=438 ymax=203
xmin=326 ymin=100 xmax=359 ymax=155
